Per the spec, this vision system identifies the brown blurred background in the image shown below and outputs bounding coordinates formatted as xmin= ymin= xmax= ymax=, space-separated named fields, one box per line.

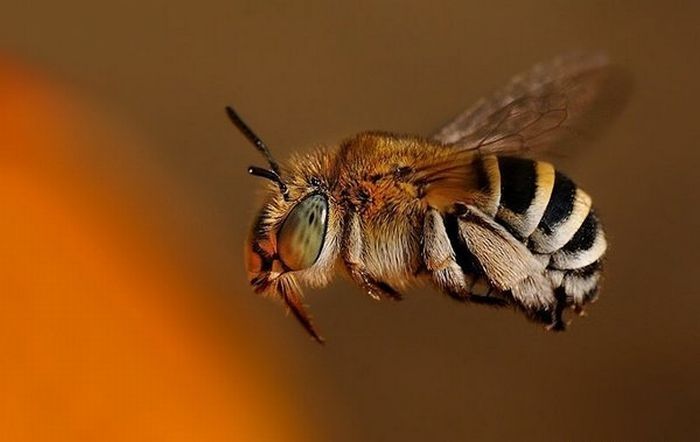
xmin=1 ymin=1 xmax=699 ymax=441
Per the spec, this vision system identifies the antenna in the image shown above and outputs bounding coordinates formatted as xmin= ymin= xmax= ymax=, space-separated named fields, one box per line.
xmin=226 ymin=105 xmax=289 ymax=199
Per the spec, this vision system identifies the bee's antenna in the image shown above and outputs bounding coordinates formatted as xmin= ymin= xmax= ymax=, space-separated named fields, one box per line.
xmin=226 ymin=105 xmax=289 ymax=199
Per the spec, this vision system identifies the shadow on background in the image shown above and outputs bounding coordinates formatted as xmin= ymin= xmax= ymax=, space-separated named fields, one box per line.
xmin=1 ymin=1 xmax=699 ymax=441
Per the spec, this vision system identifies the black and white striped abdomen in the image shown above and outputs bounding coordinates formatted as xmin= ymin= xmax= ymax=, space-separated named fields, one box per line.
xmin=477 ymin=155 xmax=606 ymax=306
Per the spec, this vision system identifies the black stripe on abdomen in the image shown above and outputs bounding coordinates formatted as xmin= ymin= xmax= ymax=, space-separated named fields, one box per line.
xmin=550 ymin=209 xmax=606 ymax=271
xmin=497 ymin=157 xmax=537 ymax=215
xmin=561 ymin=210 xmax=599 ymax=254
xmin=538 ymin=171 xmax=577 ymax=235
xmin=495 ymin=157 xmax=556 ymax=240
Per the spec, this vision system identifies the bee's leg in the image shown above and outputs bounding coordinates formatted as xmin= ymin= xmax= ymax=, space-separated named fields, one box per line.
xmin=423 ymin=208 xmax=469 ymax=297
xmin=423 ymin=207 xmax=507 ymax=306
xmin=545 ymin=287 xmax=568 ymax=331
xmin=276 ymin=276 xmax=325 ymax=344
xmin=468 ymin=279 xmax=509 ymax=307
xmin=342 ymin=211 xmax=403 ymax=301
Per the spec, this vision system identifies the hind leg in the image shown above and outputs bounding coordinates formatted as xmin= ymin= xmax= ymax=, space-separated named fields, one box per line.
xmin=520 ymin=286 xmax=568 ymax=331
xmin=547 ymin=287 xmax=568 ymax=331
xmin=541 ymin=262 xmax=603 ymax=329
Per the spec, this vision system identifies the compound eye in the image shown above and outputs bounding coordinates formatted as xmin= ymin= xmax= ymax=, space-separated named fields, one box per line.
xmin=277 ymin=194 xmax=328 ymax=271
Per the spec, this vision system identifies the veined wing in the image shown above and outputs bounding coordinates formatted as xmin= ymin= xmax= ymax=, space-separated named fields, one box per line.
xmin=432 ymin=52 xmax=630 ymax=156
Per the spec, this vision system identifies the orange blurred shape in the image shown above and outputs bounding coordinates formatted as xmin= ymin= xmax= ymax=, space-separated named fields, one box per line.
xmin=0 ymin=58 xmax=307 ymax=442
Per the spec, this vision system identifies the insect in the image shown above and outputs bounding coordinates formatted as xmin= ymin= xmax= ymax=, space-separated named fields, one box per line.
xmin=228 ymin=53 xmax=628 ymax=343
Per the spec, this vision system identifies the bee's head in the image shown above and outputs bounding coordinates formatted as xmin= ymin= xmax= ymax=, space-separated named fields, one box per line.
xmin=226 ymin=106 xmax=328 ymax=342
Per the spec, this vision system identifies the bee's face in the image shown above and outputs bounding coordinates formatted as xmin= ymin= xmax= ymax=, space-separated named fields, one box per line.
xmin=245 ymin=187 xmax=330 ymax=290
xmin=225 ymin=104 xmax=337 ymax=340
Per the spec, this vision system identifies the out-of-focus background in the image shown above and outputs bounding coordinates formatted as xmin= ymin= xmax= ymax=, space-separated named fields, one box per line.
xmin=1 ymin=1 xmax=698 ymax=441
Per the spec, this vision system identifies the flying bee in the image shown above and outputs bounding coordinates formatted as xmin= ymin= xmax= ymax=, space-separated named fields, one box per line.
xmin=228 ymin=53 xmax=629 ymax=343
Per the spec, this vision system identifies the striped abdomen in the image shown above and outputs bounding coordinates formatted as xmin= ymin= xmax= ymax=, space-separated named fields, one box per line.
xmin=476 ymin=155 xmax=606 ymax=308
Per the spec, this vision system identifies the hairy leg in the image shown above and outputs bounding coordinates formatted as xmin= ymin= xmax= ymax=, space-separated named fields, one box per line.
xmin=341 ymin=211 xmax=402 ymax=301
xmin=423 ymin=208 xmax=508 ymax=306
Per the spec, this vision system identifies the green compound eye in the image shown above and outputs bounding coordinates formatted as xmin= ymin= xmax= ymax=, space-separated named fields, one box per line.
xmin=277 ymin=194 xmax=328 ymax=271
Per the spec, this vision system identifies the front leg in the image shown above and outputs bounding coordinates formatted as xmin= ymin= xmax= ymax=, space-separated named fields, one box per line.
xmin=341 ymin=211 xmax=403 ymax=301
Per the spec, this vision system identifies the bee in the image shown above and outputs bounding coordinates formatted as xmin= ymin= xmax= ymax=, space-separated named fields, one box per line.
xmin=228 ymin=53 xmax=628 ymax=343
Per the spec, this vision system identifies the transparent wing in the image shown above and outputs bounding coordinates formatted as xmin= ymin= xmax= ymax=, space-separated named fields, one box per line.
xmin=432 ymin=52 xmax=631 ymax=156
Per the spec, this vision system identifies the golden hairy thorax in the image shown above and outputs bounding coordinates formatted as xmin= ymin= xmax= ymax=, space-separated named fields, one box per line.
xmin=317 ymin=133 xmax=480 ymax=282
xmin=330 ymin=132 xmax=480 ymax=214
